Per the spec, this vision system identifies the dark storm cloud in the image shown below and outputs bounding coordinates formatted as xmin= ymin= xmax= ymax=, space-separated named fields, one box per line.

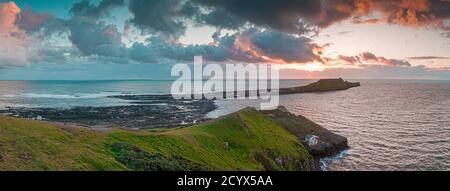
xmin=122 ymin=0 xmax=355 ymax=35
xmin=427 ymin=0 xmax=450 ymax=19
xmin=67 ymin=0 xmax=127 ymax=57
xmin=70 ymin=0 xmax=125 ymax=19
xmin=128 ymin=36 xmax=229 ymax=63
xmin=191 ymin=0 xmax=322 ymax=34
xmin=126 ymin=29 xmax=322 ymax=64
xmin=192 ymin=0 xmax=450 ymax=34
xmin=196 ymin=7 xmax=246 ymax=30
xmin=250 ymin=30 xmax=321 ymax=63
xmin=67 ymin=19 xmax=125 ymax=57
xmin=127 ymin=0 xmax=196 ymax=38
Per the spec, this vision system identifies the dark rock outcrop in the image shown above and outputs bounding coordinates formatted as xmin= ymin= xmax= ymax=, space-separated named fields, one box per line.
xmin=263 ymin=106 xmax=348 ymax=158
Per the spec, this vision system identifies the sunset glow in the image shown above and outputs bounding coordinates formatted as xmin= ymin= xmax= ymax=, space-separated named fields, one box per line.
xmin=0 ymin=0 xmax=448 ymax=79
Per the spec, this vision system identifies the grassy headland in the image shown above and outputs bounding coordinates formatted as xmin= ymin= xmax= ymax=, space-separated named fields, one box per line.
xmin=0 ymin=108 xmax=316 ymax=171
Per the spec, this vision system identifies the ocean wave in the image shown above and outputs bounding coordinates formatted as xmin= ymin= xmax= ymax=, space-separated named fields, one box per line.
xmin=320 ymin=150 xmax=349 ymax=171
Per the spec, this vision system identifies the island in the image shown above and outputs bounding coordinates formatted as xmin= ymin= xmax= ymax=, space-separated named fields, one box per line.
xmin=222 ymin=78 xmax=361 ymax=98
xmin=279 ymin=78 xmax=361 ymax=95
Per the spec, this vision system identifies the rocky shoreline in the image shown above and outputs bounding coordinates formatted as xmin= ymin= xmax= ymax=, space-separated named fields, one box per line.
xmin=0 ymin=94 xmax=216 ymax=129
xmin=0 ymin=79 xmax=360 ymax=130
xmin=263 ymin=106 xmax=348 ymax=163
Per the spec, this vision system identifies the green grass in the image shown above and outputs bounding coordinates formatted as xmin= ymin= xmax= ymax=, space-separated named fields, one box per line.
xmin=0 ymin=108 xmax=313 ymax=171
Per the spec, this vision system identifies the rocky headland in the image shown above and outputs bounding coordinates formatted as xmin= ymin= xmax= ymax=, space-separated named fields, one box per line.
xmin=279 ymin=78 xmax=360 ymax=95
xmin=263 ymin=106 xmax=348 ymax=158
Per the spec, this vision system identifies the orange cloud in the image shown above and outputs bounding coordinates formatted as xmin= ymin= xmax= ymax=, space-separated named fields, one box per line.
xmin=0 ymin=2 xmax=32 ymax=68
xmin=351 ymin=0 xmax=449 ymax=31
xmin=0 ymin=1 xmax=20 ymax=30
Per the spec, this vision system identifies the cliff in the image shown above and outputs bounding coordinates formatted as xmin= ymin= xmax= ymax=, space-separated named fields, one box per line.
xmin=263 ymin=106 xmax=348 ymax=158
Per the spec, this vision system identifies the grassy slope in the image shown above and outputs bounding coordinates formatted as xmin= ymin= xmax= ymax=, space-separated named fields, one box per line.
xmin=0 ymin=108 xmax=312 ymax=171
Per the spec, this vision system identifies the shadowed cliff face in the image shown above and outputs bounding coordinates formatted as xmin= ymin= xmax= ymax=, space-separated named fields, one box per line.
xmin=263 ymin=106 xmax=348 ymax=158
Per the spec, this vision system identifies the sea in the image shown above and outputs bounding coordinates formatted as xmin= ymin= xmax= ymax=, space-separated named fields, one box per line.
xmin=0 ymin=79 xmax=449 ymax=171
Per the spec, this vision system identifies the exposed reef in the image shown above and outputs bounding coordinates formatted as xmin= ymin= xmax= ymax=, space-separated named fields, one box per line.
xmin=0 ymin=95 xmax=216 ymax=129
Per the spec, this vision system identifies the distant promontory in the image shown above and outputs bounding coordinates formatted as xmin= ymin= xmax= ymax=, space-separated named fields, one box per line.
xmin=279 ymin=78 xmax=360 ymax=95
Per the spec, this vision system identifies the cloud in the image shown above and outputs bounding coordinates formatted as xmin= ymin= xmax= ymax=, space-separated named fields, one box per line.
xmin=126 ymin=29 xmax=322 ymax=64
xmin=337 ymin=30 xmax=353 ymax=35
xmin=351 ymin=0 xmax=450 ymax=32
xmin=376 ymin=57 xmax=411 ymax=67
xmin=191 ymin=0 xmax=450 ymax=36
xmin=11 ymin=0 xmax=450 ymax=43
xmin=337 ymin=55 xmax=360 ymax=64
xmin=32 ymin=0 xmax=127 ymax=58
xmin=407 ymin=56 xmax=450 ymax=60
xmin=67 ymin=18 xmax=125 ymax=57
xmin=127 ymin=0 xmax=195 ymax=38
xmin=359 ymin=52 xmax=378 ymax=61
xmin=15 ymin=8 xmax=50 ymax=32
xmin=249 ymin=30 xmax=322 ymax=63
xmin=191 ymin=0 xmax=322 ymax=34
xmin=357 ymin=52 xmax=410 ymax=67
xmin=280 ymin=64 xmax=450 ymax=80
xmin=1 ymin=0 xmax=127 ymax=64
xmin=0 ymin=2 xmax=33 ymax=68
xmin=190 ymin=0 xmax=379 ymax=33
xmin=194 ymin=7 xmax=246 ymax=30
xmin=1 ymin=0 xmax=447 ymax=79
xmin=70 ymin=0 xmax=126 ymax=19
xmin=334 ymin=52 xmax=411 ymax=67
xmin=442 ymin=31 xmax=450 ymax=38
xmin=352 ymin=17 xmax=384 ymax=25
xmin=64 ymin=0 xmax=127 ymax=57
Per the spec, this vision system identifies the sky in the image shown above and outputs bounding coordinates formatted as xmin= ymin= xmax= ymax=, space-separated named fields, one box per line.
xmin=0 ymin=0 xmax=449 ymax=80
